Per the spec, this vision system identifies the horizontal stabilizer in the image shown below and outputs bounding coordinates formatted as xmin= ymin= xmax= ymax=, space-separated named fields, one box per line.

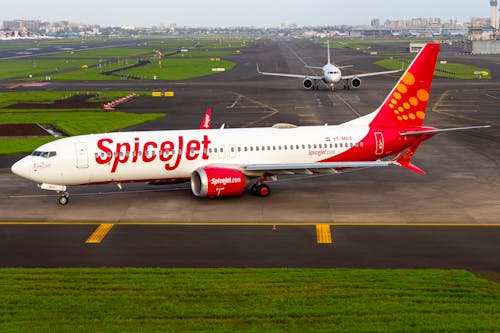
xmin=401 ymin=125 xmax=491 ymax=136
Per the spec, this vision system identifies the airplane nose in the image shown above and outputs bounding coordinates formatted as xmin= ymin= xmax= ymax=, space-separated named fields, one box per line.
xmin=11 ymin=158 xmax=32 ymax=180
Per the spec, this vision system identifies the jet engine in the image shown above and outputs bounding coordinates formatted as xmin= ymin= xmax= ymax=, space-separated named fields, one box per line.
xmin=350 ymin=77 xmax=362 ymax=89
xmin=191 ymin=167 xmax=246 ymax=198
xmin=302 ymin=78 xmax=313 ymax=90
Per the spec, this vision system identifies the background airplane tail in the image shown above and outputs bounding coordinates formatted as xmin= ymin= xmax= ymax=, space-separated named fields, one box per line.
xmin=369 ymin=43 xmax=440 ymax=129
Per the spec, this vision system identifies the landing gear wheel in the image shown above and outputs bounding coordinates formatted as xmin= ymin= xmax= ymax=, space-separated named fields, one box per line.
xmin=58 ymin=195 xmax=69 ymax=205
xmin=251 ymin=184 xmax=258 ymax=195
xmin=255 ymin=184 xmax=270 ymax=197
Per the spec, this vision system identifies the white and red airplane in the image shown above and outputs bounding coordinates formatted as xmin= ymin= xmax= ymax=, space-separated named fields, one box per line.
xmin=11 ymin=43 xmax=489 ymax=205
xmin=257 ymin=40 xmax=401 ymax=91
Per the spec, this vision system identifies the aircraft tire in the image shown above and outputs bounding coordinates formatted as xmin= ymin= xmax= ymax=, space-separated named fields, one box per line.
xmin=256 ymin=184 xmax=270 ymax=197
xmin=58 ymin=196 xmax=69 ymax=205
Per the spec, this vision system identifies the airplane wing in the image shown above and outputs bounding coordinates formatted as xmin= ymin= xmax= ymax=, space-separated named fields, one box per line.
xmin=257 ymin=64 xmax=323 ymax=80
xmin=242 ymin=161 xmax=397 ymax=176
xmin=341 ymin=68 xmax=401 ymax=80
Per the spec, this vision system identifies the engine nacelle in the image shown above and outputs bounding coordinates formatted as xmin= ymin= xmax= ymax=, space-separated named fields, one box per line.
xmin=302 ymin=78 xmax=313 ymax=90
xmin=191 ymin=167 xmax=246 ymax=198
xmin=350 ymin=77 xmax=362 ymax=89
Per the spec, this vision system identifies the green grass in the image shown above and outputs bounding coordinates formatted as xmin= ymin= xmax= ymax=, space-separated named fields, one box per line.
xmin=0 ymin=137 xmax=56 ymax=155
xmin=375 ymin=58 xmax=492 ymax=79
xmin=0 ymin=269 xmax=497 ymax=332
xmin=0 ymin=111 xmax=164 ymax=154
xmin=0 ymin=59 xmax=96 ymax=79
xmin=0 ymin=37 xmax=248 ymax=80
xmin=170 ymin=50 xmax=241 ymax=58
xmin=0 ymin=111 xmax=164 ymax=135
xmin=0 ymin=91 xmax=148 ymax=109
xmin=0 ymin=90 xmax=162 ymax=154
xmin=121 ymin=58 xmax=236 ymax=80
xmin=43 ymin=48 xmax=154 ymax=59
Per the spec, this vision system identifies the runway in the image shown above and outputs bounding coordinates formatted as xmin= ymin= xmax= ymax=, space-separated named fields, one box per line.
xmin=1 ymin=38 xmax=499 ymax=268
xmin=0 ymin=222 xmax=498 ymax=270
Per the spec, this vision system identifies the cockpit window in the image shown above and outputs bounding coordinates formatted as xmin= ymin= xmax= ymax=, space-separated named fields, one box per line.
xmin=31 ymin=151 xmax=57 ymax=158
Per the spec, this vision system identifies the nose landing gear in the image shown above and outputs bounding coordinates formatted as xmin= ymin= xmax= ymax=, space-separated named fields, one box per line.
xmin=58 ymin=191 xmax=70 ymax=205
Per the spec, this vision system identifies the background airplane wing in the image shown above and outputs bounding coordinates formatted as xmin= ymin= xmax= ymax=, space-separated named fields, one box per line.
xmin=257 ymin=64 xmax=323 ymax=80
xmin=341 ymin=69 xmax=401 ymax=80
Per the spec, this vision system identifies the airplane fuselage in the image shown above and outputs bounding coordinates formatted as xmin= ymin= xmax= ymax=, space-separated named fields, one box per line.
xmin=321 ymin=63 xmax=342 ymax=85
xmin=12 ymin=120 xmax=409 ymax=187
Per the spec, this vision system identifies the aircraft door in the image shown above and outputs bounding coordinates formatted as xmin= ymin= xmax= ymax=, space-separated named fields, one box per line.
xmin=75 ymin=142 xmax=89 ymax=168
xmin=374 ymin=132 xmax=384 ymax=156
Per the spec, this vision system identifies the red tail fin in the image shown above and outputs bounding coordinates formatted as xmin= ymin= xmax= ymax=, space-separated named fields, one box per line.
xmin=370 ymin=43 xmax=440 ymax=129
xmin=200 ymin=108 xmax=212 ymax=129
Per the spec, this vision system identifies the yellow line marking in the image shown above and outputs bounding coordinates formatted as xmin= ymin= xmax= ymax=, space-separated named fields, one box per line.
xmin=0 ymin=222 xmax=499 ymax=227
xmin=85 ymin=223 xmax=114 ymax=244
xmin=316 ymin=224 xmax=332 ymax=244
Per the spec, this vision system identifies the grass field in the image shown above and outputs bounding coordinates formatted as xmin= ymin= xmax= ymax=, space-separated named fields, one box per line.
xmin=375 ymin=58 xmax=491 ymax=79
xmin=0 ymin=268 xmax=498 ymax=332
xmin=0 ymin=59 xmax=95 ymax=80
xmin=0 ymin=91 xmax=148 ymax=109
xmin=0 ymin=111 xmax=164 ymax=154
xmin=0 ymin=91 xmax=163 ymax=154
xmin=122 ymin=58 xmax=236 ymax=80
xmin=0 ymin=37 xmax=249 ymax=80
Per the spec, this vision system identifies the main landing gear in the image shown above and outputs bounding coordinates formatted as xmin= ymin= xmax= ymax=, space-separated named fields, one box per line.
xmin=58 ymin=191 xmax=70 ymax=205
xmin=251 ymin=182 xmax=270 ymax=197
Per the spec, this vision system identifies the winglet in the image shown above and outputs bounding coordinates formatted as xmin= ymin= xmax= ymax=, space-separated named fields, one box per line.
xmin=199 ymin=108 xmax=211 ymax=129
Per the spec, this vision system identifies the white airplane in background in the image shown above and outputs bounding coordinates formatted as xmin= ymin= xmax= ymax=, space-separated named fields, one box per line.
xmin=257 ymin=40 xmax=402 ymax=91
xmin=11 ymin=43 xmax=489 ymax=205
